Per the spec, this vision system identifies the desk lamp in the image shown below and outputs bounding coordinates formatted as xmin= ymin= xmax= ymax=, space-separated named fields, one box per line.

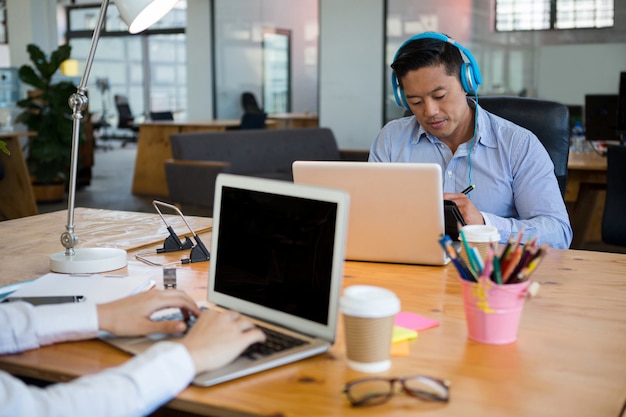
xmin=50 ymin=0 xmax=180 ymax=273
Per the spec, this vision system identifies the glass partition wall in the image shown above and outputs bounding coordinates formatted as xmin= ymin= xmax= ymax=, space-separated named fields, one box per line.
xmin=263 ymin=28 xmax=291 ymax=114
xmin=213 ymin=0 xmax=318 ymax=119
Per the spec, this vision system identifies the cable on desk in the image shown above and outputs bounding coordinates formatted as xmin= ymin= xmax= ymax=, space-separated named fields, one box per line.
xmin=135 ymin=252 xmax=182 ymax=267
xmin=130 ymin=201 xmax=211 ymax=267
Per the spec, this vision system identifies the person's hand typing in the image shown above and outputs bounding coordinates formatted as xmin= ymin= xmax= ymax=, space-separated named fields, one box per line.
xmin=97 ymin=289 xmax=201 ymax=337
xmin=179 ymin=309 xmax=266 ymax=374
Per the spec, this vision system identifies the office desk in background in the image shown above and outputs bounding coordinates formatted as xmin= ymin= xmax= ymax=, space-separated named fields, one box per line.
xmin=0 ymin=131 xmax=38 ymax=220
xmin=565 ymin=150 xmax=608 ymax=248
xmin=0 ymin=209 xmax=625 ymax=417
xmin=267 ymin=112 xmax=319 ymax=129
xmin=131 ymin=120 xmax=276 ymax=198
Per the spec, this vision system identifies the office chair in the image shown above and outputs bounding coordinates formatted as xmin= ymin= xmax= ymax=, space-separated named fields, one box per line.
xmin=479 ymin=96 xmax=570 ymax=197
xmin=149 ymin=111 xmax=174 ymax=121
xmin=114 ymin=94 xmax=139 ymax=147
xmin=601 ymin=145 xmax=626 ymax=247
xmin=240 ymin=112 xmax=267 ymax=130
xmin=241 ymin=92 xmax=263 ymax=114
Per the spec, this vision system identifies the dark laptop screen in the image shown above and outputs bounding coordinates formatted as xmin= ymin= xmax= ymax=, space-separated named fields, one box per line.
xmin=213 ymin=186 xmax=338 ymax=325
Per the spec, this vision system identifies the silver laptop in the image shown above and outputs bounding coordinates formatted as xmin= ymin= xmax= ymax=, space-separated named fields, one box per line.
xmin=103 ymin=173 xmax=350 ymax=387
xmin=293 ymin=161 xmax=448 ymax=265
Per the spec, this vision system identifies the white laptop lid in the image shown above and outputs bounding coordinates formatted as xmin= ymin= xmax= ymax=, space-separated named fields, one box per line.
xmin=209 ymin=173 xmax=350 ymax=343
xmin=292 ymin=161 xmax=447 ymax=265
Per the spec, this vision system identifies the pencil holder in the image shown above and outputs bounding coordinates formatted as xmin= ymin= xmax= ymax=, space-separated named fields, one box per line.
xmin=459 ymin=278 xmax=531 ymax=345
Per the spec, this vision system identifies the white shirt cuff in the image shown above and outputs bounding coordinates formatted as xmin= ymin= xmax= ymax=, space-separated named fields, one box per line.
xmin=35 ymin=302 xmax=99 ymax=346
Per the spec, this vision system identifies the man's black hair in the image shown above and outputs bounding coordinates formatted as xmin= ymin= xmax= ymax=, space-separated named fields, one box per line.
xmin=391 ymin=37 xmax=465 ymax=88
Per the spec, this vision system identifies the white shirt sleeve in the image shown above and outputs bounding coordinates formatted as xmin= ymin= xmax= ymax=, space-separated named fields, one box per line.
xmin=0 ymin=301 xmax=99 ymax=354
xmin=0 ymin=341 xmax=195 ymax=417
xmin=0 ymin=302 xmax=196 ymax=417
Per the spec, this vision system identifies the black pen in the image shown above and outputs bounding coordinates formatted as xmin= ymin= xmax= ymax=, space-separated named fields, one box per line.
xmin=461 ymin=184 xmax=475 ymax=195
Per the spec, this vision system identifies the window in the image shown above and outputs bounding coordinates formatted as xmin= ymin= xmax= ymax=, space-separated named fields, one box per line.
xmin=495 ymin=0 xmax=614 ymax=31
xmin=65 ymin=2 xmax=187 ymax=122
xmin=263 ymin=29 xmax=291 ymax=114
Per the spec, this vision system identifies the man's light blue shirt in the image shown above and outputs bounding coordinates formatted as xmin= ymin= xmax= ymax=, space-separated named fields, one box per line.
xmin=369 ymin=102 xmax=573 ymax=249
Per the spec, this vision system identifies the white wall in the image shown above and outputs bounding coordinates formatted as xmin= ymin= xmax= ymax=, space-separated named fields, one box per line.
xmin=319 ymin=0 xmax=384 ymax=150
xmin=6 ymin=0 xmax=58 ymax=68
xmin=538 ymin=43 xmax=626 ymax=105
xmin=186 ymin=0 xmax=213 ymax=120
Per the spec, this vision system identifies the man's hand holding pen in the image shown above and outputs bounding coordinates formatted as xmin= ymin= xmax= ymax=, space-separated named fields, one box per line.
xmin=461 ymin=184 xmax=475 ymax=195
xmin=443 ymin=184 xmax=486 ymax=225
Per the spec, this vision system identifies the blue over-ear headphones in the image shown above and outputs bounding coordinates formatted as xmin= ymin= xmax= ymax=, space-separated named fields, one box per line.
xmin=391 ymin=32 xmax=483 ymax=110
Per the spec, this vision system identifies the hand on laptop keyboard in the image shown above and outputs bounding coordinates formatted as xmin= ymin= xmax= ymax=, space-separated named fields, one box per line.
xmin=154 ymin=309 xmax=309 ymax=359
xmin=97 ymin=289 xmax=202 ymax=337
xmin=151 ymin=306 xmax=208 ymax=333
xmin=177 ymin=308 xmax=267 ymax=374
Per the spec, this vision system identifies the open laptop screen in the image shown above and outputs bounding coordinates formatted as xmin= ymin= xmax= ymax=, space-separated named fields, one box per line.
xmin=213 ymin=185 xmax=338 ymax=325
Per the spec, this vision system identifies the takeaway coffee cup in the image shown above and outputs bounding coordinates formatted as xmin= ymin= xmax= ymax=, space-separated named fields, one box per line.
xmin=340 ymin=285 xmax=401 ymax=373
xmin=459 ymin=225 xmax=501 ymax=267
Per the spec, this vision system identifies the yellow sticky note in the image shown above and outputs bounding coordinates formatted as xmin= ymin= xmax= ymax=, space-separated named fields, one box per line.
xmin=392 ymin=326 xmax=418 ymax=343
xmin=390 ymin=340 xmax=411 ymax=357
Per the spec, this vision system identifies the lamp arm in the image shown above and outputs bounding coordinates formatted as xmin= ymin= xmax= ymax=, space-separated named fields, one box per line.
xmin=60 ymin=0 xmax=111 ymax=256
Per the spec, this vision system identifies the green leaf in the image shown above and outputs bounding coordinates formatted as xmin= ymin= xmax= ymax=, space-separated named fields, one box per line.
xmin=26 ymin=44 xmax=51 ymax=81
xmin=18 ymin=65 xmax=46 ymax=90
xmin=50 ymin=44 xmax=72 ymax=72
xmin=0 ymin=140 xmax=9 ymax=155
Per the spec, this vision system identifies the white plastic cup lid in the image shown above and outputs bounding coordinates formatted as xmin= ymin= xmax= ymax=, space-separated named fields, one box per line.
xmin=340 ymin=285 xmax=401 ymax=318
xmin=460 ymin=225 xmax=501 ymax=243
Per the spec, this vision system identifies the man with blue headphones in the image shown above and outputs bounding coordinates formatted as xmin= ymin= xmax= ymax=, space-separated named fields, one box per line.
xmin=369 ymin=32 xmax=572 ymax=249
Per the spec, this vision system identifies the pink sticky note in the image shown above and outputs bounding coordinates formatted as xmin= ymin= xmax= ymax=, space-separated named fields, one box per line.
xmin=394 ymin=312 xmax=440 ymax=331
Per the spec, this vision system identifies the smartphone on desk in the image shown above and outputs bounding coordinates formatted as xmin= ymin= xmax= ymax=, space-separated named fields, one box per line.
xmin=444 ymin=200 xmax=466 ymax=240
xmin=1 ymin=295 xmax=86 ymax=305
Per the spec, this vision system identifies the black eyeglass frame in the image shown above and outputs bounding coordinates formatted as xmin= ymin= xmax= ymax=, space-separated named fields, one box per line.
xmin=342 ymin=375 xmax=450 ymax=407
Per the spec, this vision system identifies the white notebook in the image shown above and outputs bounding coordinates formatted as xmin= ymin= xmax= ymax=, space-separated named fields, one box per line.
xmin=3 ymin=273 xmax=154 ymax=304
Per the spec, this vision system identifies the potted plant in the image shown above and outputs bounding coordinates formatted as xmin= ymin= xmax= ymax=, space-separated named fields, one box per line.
xmin=16 ymin=43 xmax=82 ymax=202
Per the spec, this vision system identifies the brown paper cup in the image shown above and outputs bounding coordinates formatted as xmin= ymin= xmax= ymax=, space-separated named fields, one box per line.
xmin=460 ymin=242 xmax=491 ymax=269
xmin=340 ymin=285 xmax=400 ymax=373
xmin=459 ymin=225 xmax=500 ymax=269
xmin=343 ymin=315 xmax=395 ymax=364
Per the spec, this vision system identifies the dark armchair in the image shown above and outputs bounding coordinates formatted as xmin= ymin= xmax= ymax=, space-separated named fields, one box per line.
xmin=479 ymin=96 xmax=570 ymax=197
xmin=114 ymin=94 xmax=139 ymax=147
xmin=601 ymin=145 xmax=626 ymax=247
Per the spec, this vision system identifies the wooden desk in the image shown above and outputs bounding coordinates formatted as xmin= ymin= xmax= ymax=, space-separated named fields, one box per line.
xmin=267 ymin=113 xmax=319 ymax=129
xmin=131 ymin=120 xmax=276 ymax=198
xmin=565 ymin=150 xmax=608 ymax=248
xmin=1 ymin=209 xmax=625 ymax=417
xmin=0 ymin=131 xmax=38 ymax=220
xmin=0 ymin=208 xmax=212 ymax=287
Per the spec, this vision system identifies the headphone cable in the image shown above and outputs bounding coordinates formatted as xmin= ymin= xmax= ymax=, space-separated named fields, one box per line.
xmin=467 ymin=93 xmax=479 ymax=193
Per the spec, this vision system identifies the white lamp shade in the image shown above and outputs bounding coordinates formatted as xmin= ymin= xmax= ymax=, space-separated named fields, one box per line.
xmin=115 ymin=0 xmax=181 ymax=34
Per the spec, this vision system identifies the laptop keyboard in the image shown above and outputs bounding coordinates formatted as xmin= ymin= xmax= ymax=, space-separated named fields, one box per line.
xmin=153 ymin=309 xmax=310 ymax=359
xmin=241 ymin=324 xmax=309 ymax=359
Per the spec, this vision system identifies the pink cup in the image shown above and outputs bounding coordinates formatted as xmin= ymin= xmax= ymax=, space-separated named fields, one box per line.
xmin=460 ymin=278 xmax=531 ymax=345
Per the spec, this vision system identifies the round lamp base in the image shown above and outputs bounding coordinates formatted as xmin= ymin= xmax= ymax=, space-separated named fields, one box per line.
xmin=50 ymin=248 xmax=128 ymax=274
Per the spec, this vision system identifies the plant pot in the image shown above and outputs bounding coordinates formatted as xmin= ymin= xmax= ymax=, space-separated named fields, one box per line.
xmin=32 ymin=181 xmax=65 ymax=203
